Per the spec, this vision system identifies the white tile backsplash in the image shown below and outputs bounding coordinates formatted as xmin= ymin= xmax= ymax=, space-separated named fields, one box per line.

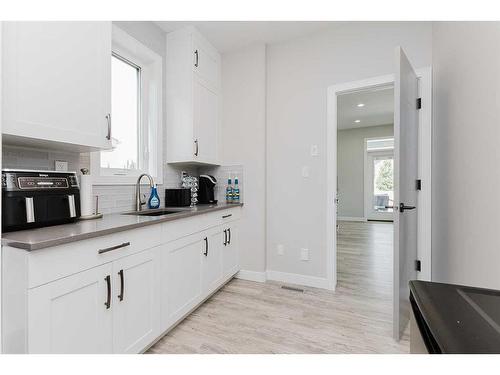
xmin=2 ymin=145 xmax=83 ymax=172
xmin=2 ymin=145 xmax=244 ymax=214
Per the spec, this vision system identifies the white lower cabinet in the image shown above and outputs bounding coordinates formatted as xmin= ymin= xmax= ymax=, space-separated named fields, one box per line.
xmin=28 ymin=263 xmax=113 ymax=354
xmin=161 ymin=233 xmax=203 ymax=331
xmin=112 ymin=247 xmax=160 ymax=354
xmin=222 ymin=223 xmax=239 ymax=278
xmin=27 ymin=247 xmax=160 ymax=354
xmin=201 ymin=227 xmax=224 ymax=295
xmin=3 ymin=208 xmax=242 ymax=353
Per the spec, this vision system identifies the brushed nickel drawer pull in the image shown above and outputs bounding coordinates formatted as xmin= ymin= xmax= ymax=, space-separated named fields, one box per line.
xmin=222 ymin=214 xmax=232 ymax=219
xmin=98 ymin=242 xmax=130 ymax=254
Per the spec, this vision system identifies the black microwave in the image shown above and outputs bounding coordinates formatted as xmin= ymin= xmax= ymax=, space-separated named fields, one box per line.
xmin=2 ymin=169 xmax=81 ymax=232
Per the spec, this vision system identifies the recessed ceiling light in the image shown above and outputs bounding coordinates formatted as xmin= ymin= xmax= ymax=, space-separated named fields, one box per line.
xmin=357 ymin=103 xmax=365 ymax=107
xmin=354 ymin=120 xmax=361 ymax=123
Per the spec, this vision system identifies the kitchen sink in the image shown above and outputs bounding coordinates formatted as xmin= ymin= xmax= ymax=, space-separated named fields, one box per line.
xmin=122 ymin=209 xmax=184 ymax=217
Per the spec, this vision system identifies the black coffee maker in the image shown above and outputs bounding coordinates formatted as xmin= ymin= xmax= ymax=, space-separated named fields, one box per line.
xmin=198 ymin=175 xmax=217 ymax=204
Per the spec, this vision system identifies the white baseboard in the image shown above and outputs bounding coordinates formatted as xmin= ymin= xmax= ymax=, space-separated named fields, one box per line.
xmin=266 ymin=270 xmax=331 ymax=290
xmin=235 ymin=269 xmax=267 ymax=283
xmin=236 ymin=269 xmax=333 ymax=291
xmin=337 ymin=216 xmax=367 ymax=222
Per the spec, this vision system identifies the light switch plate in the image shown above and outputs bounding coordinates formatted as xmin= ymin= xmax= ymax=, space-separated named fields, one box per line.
xmin=277 ymin=244 xmax=284 ymax=255
xmin=55 ymin=160 xmax=68 ymax=171
xmin=310 ymin=145 xmax=319 ymax=156
xmin=301 ymin=248 xmax=309 ymax=261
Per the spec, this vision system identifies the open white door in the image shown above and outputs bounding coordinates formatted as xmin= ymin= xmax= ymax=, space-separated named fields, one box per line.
xmin=393 ymin=47 xmax=419 ymax=340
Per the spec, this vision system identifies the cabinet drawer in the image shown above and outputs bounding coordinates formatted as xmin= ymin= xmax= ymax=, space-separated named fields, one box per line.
xmin=217 ymin=208 xmax=242 ymax=225
xmin=28 ymin=225 xmax=162 ymax=288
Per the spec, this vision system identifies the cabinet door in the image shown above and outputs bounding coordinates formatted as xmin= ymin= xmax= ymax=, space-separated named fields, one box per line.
xmin=161 ymin=234 xmax=203 ymax=330
xmin=223 ymin=223 xmax=240 ymax=278
xmin=201 ymin=227 xmax=224 ymax=294
xmin=2 ymin=21 xmax=111 ymax=150
xmin=27 ymin=263 xmax=113 ymax=353
xmin=193 ymin=36 xmax=219 ymax=91
xmin=112 ymin=248 xmax=160 ymax=354
xmin=193 ymin=79 xmax=218 ymax=163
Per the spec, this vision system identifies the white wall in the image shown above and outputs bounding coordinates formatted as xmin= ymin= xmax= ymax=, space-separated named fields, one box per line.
xmin=221 ymin=44 xmax=267 ymax=274
xmin=266 ymin=22 xmax=432 ymax=281
xmin=432 ymin=22 xmax=500 ymax=289
xmin=337 ymin=124 xmax=393 ymax=218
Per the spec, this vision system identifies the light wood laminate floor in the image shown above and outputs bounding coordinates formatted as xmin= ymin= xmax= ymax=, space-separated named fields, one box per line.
xmin=148 ymin=221 xmax=409 ymax=354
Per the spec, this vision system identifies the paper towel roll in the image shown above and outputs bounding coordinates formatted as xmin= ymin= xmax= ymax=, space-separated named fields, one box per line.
xmin=79 ymin=174 xmax=93 ymax=216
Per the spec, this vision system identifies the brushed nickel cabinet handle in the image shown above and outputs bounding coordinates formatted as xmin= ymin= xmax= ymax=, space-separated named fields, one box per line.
xmin=117 ymin=269 xmax=124 ymax=302
xmin=194 ymin=139 xmax=199 ymax=157
xmin=98 ymin=242 xmax=130 ymax=254
xmin=194 ymin=49 xmax=199 ymax=67
xmin=228 ymin=228 xmax=231 ymax=245
xmin=222 ymin=214 xmax=232 ymax=219
xmin=106 ymin=113 xmax=111 ymax=140
xmin=204 ymin=237 xmax=208 ymax=256
xmin=104 ymin=275 xmax=111 ymax=309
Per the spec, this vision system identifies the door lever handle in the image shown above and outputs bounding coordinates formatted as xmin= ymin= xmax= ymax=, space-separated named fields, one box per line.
xmin=399 ymin=203 xmax=416 ymax=213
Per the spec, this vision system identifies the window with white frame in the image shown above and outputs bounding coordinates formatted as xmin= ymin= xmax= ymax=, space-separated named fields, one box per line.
xmin=91 ymin=25 xmax=162 ymax=184
xmin=366 ymin=137 xmax=394 ymax=152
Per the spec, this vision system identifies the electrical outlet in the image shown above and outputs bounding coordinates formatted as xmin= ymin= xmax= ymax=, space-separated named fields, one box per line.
xmin=277 ymin=244 xmax=284 ymax=255
xmin=55 ymin=160 xmax=68 ymax=171
xmin=302 ymin=166 xmax=309 ymax=178
xmin=300 ymin=248 xmax=309 ymax=261
xmin=310 ymin=145 xmax=319 ymax=156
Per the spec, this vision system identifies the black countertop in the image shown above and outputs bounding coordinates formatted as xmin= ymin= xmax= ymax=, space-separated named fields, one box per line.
xmin=410 ymin=280 xmax=500 ymax=353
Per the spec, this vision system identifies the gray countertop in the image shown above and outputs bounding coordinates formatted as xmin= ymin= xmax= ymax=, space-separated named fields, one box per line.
xmin=1 ymin=203 xmax=243 ymax=251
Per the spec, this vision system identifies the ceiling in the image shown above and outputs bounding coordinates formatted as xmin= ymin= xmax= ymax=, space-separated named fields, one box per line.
xmin=155 ymin=21 xmax=332 ymax=53
xmin=337 ymin=87 xmax=394 ymax=130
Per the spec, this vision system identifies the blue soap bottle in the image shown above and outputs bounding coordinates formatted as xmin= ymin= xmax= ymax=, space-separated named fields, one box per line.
xmin=148 ymin=184 xmax=160 ymax=209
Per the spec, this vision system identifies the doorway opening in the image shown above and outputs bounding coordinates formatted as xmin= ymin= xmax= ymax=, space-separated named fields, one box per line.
xmin=326 ymin=59 xmax=432 ymax=341
xmin=335 ymin=84 xmax=396 ymax=336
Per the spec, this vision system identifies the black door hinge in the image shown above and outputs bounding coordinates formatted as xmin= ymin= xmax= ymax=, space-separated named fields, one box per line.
xmin=416 ymin=98 xmax=422 ymax=110
xmin=416 ymin=179 xmax=422 ymax=190
xmin=415 ymin=260 xmax=421 ymax=272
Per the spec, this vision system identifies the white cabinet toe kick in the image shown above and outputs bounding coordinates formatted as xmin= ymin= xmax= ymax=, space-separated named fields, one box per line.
xmin=1 ymin=207 xmax=241 ymax=354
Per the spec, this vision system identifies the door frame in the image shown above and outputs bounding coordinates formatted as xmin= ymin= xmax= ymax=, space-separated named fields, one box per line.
xmin=326 ymin=67 xmax=432 ymax=290
xmin=364 ymin=145 xmax=395 ymax=221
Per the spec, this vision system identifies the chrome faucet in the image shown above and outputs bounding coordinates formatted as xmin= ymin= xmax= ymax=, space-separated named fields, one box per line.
xmin=135 ymin=173 xmax=154 ymax=211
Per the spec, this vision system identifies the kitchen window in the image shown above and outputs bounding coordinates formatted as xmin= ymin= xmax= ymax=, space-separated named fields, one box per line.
xmin=91 ymin=25 xmax=163 ymax=184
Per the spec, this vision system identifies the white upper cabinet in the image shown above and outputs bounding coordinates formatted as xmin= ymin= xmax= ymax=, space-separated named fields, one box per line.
xmin=1 ymin=22 xmax=112 ymax=151
xmin=166 ymin=27 xmax=221 ymax=165
xmin=193 ymin=34 xmax=220 ymax=92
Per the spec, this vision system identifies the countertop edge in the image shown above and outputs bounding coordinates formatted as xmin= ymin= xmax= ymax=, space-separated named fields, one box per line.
xmin=2 ymin=203 xmax=243 ymax=251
